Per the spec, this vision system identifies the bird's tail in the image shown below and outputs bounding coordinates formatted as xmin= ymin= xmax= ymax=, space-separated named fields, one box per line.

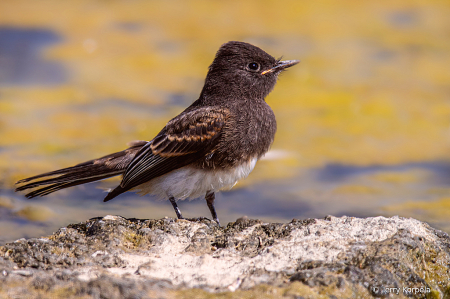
xmin=15 ymin=141 xmax=147 ymax=198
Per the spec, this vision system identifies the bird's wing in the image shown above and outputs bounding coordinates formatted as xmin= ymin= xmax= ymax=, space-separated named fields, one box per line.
xmin=104 ymin=107 xmax=228 ymax=201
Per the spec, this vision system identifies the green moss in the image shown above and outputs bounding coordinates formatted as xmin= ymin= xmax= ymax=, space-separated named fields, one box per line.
xmin=123 ymin=232 xmax=144 ymax=248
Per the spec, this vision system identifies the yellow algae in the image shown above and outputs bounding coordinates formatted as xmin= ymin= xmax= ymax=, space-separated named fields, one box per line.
xmin=385 ymin=197 xmax=450 ymax=215
xmin=0 ymin=0 xmax=450 ymax=187
xmin=0 ymin=101 xmax=16 ymax=114
xmin=0 ymin=196 xmax=14 ymax=209
xmin=1 ymin=86 xmax=90 ymax=106
xmin=383 ymin=197 xmax=450 ymax=232
xmin=383 ymin=197 xmax=450 ymax=233
xmin=370 ymin=170 xmax=431 ymax=184
xmin=333 ymin=185 xmax=382 ymax=195
xmin=427 ymin=188 xmax=450 ymax=196
xmin=15 ymin=205 xmax=55 ymax=222
xmin=236 ymin=155 xmax=301 ymax=188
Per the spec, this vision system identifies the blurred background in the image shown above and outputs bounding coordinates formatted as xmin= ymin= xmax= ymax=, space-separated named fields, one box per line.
xmin=1 ymin=0 xmax=450 ymax=244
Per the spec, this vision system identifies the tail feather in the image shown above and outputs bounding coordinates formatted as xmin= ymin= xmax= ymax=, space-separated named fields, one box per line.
xmin=22 ymin=174 xmax=120 ymax=198
xmin=15 ymin=141 xmax=147 ymax=198
xmin=16 ymin=162 xmax=94 ymax=184
xmin=103 ymin=185 xmax=125 ymax=202
xmin=15 ymin=169 xmax=123 ymax=191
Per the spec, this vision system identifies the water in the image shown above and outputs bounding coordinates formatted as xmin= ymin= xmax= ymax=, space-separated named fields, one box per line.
xmin=0 ymin=27 xmax=65 ymax=86
xmin=1 ymin=0 xmax=450 ymax=244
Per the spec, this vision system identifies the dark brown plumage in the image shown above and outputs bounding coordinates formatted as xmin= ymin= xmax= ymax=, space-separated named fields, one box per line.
xmin=15 ymin=41 xmax=299 ymax=225
xmin=15 ymin=140 xmax=146 ymax=197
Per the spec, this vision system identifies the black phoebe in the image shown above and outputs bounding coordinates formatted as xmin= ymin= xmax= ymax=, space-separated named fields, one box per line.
xmin=15 ymin=41 xmax=299 ymax=225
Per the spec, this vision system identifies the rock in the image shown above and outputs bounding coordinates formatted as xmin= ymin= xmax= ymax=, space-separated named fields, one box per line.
xmin=0 ymin=215 xmax=449 ymax=298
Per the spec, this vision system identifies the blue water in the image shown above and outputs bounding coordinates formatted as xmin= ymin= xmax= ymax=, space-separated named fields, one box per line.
xmin=0 ymin=27 xmax=65 ymax=86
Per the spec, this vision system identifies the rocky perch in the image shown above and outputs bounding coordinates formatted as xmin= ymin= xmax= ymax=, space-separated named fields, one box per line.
xmin=1 ymin=215 xmax=450 ymax=298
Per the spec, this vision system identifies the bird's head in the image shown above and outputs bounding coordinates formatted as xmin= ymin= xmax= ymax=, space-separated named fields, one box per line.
xmin=202 ymin=41 xmax=299 ymax=101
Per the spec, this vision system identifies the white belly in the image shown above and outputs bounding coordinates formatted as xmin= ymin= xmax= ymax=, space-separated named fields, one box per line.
xmin=132 ymin=158 xmax=258 ymax=200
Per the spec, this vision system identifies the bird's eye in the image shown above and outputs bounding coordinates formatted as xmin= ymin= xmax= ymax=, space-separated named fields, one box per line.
xmin=247 ymin=62 xmax=260 ymax=71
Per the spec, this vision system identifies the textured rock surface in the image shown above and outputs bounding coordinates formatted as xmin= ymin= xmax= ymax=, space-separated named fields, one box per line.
xmin=1 ymin=215 xmax=450 ymax=298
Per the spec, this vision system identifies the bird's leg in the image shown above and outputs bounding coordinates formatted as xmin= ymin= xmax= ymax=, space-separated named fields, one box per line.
xmin=205 ymin=191 xmax=220 ymax=226
xmin=169 ymin=196 xmax=184 ymax=219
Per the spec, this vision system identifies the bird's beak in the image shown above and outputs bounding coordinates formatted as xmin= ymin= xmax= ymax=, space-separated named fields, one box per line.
xmin=261 ymin=60 xmax=300 ymax=75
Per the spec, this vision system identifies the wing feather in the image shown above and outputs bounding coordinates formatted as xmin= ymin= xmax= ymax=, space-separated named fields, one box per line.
xmin=105 ymin=107 xmax=228 ymax=199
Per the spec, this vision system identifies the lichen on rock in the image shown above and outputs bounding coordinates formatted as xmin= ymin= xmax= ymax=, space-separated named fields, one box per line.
xmin=1 ymin=215 xmax=449 ymax=298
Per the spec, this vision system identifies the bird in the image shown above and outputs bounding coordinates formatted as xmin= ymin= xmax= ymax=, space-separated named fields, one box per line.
xmin=15 ymin=41 xmax=299 ymax=226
